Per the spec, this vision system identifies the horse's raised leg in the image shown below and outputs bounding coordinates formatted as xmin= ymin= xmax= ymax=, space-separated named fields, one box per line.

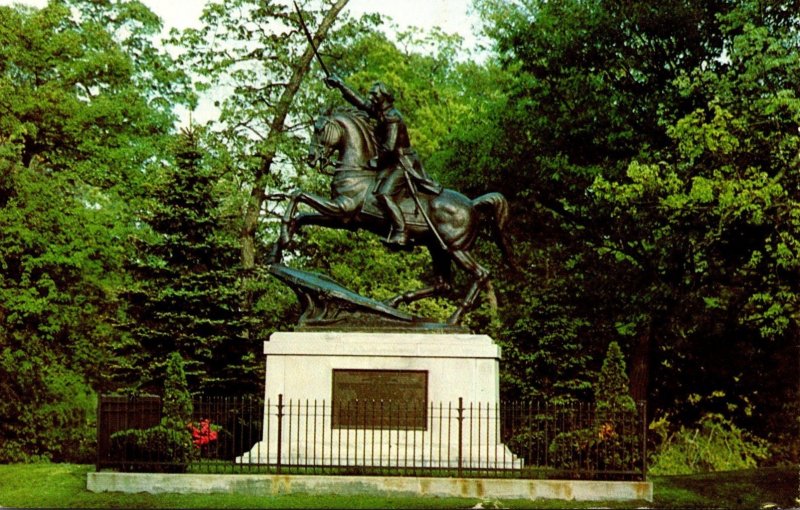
xmin=447 ymin=249 xmax=490 ymax=325
xmin=269 ymin=195 xmax=298 ymax=263
xmin=269 ymin=191 xmax=308 ymax=263
xmin=384 ymin=243 xmax=453 ymax=308
xmin=269 ymin=190 xmax=353 ymax=264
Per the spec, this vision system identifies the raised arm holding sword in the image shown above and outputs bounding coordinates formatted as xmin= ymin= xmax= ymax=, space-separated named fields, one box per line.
xmin=294 ymin=2 xmax=443 ymax=247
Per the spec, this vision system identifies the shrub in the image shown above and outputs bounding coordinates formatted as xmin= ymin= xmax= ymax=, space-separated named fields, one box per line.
xmin=547 ymin=341 xmax=641 ymax=477
xmin=110 ymin=425 xmax=194 ymax=473
xmin=0 ymin=361 xmax=97 ymax=463
xmin=108 ymin=352 xmax=195 ymax=471
xmin=648 ymin=413 xmax=770 ymax=475
xmin=506 ymin=426 xmax=550 ymax=461
xmin=162 ymin=352 xmax=192 ymax=430
xmin=547 ymin=428 xmax=596 ymax=475
xmin=548 ymin=415 xmax=642 ymax=478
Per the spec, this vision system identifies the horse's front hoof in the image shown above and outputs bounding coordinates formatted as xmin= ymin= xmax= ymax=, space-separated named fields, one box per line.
xmin=447 ymin=309 xmax=463 ymax=326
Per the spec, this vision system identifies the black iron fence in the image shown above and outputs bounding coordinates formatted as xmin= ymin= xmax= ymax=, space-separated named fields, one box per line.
xmin=97 ymin=395 xmax=646 ymax=480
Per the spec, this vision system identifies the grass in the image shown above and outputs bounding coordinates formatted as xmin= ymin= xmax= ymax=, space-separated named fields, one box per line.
xmin=2 ymin=464 xmax=470 ymax=509
xmin=0 ymin=463 xmax=797 ymax=508
xmin=651 ymin=467 xmax=799 ymax=509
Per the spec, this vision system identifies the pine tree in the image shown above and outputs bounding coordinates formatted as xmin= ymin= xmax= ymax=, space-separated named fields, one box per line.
xmin=596 ymin=341 xmax=637 ymax=414
xmin=120 ymin=128 xmax=253 ymax=394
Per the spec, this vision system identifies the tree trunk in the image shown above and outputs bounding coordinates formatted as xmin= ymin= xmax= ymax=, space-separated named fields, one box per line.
xmin=240 ymin=0 xmax=349 ymax=326
xmin=241 ymin=0 xmax=350 ymax=272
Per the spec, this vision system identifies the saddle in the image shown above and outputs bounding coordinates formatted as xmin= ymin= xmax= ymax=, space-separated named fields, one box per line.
xmin=360 ymin=176 xmax=434 ymax=228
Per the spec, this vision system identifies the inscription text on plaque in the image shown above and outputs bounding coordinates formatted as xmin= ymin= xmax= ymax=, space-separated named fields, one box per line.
xmin=332 ymin=369 xmax=428 ymax=429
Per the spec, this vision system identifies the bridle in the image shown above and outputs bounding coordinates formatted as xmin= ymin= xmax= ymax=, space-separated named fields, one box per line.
xmin=310 ymin=116 xmax=342 ymax=173
xmin=311 ymin=113 xmax=377 ymax=176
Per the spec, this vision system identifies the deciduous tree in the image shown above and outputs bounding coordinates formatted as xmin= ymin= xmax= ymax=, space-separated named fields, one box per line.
xmin=0 ymin=0 xmax=190 ymax=460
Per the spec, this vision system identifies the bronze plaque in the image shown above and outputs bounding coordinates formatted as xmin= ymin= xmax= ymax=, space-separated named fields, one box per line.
xmin=332 ymin=369 xmax=428 ymax=429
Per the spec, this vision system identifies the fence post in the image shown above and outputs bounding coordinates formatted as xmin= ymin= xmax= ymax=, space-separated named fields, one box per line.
xmin=96 ymin=396 xmax=102 ymax=471
xmin=640 ymin=400 xmax=647 ymax=480
xmin=277 ymin=393 xmax=284 ymax=474
xmin=457 ymin=397 xmax=464 ymax=478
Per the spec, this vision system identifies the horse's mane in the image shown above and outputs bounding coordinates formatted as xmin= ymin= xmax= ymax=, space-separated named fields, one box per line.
xmin=329 ymin=107 xmax=378 ymax=157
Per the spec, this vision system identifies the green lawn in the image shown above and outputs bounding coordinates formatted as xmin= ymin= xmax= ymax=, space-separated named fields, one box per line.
xmin=652 ymin=467 xmax=799 ymax=509
xmin=0 ymin=463 xmax=796 ymax=508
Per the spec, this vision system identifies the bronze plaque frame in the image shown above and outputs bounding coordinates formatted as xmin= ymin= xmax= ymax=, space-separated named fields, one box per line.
xmin=331 ymin=369 xmax=428 ymax=430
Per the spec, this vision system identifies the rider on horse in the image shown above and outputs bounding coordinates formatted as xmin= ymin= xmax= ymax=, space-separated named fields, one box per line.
xmin=324 ymin=74 xmax=442 ymax=246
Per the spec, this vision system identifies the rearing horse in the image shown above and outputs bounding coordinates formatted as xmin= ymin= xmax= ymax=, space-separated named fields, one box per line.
xmin=270 ymin=109 xmax=513 ymax=325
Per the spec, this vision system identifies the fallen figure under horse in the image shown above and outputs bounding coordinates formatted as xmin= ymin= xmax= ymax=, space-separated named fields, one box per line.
xmin=268 ymin=109 xmax=514 ymax=325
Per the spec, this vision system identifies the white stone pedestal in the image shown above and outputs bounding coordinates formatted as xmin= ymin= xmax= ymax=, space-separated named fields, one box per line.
xmin=237 ymin=331 xmax=521 ymax=469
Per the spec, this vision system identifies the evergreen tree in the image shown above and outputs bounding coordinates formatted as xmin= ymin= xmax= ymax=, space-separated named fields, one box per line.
xmin=593 ymin=341 xmax=640 ymax=472
xmin=548 ymin=340 xmax=640 ymax=473
xmin=162 ymin=352 xmax=193 ymax=430
xmin=596 ymin=341 xmax=636 ymax=414
xmin=121 ymin=128 xmax=252 ymax=394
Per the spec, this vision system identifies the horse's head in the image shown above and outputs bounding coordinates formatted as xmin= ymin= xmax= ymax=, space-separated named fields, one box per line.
xmin=307 ymin=113 xmax=341 ymax=169
xmin=307 ymin=109 xmax=377 ymax=170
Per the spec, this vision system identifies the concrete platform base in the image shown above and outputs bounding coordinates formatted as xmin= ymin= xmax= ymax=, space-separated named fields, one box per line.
xmin=87 ymin=472 xmax=653 ymax=502
xmin=242 ymin=331 xmax=521 ymax=469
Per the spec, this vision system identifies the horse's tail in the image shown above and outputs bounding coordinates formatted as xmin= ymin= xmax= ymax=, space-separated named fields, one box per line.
xmin=472 ymin=192 xmax=516 ymax=269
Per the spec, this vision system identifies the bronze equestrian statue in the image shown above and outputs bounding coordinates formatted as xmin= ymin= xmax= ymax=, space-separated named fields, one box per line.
xmin=324 ymin=74 xmax=441 ymax=246
xmin=268 ymin=100 xmax=513 ymax=325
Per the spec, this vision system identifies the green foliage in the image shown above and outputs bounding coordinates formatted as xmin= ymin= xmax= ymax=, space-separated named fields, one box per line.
xmin=0 ymin=1 xmax=190 ymax=183
xmin=497 ymin=278 xmax=595 ymax=403
xmin=109 ymin=425 xmax=194 ymax=473
xmin=0 ymin=0 xmax=188 ymax=462
xmin=587 ymin=0 xmax=800 ymax=452
xmin=547 ymin=418 xmax=642 ymax=478
xmin=441 ymin=0 xmax=800 ymax=459
xmin=547 ymin=341 xmax=640 ymax=475
xmin=110 ymin=352 xmax=195 ymax=472
xmin=546 ymin=427 xmax=596 ymax=474
xmin=0 ymin=164 xmax=129 ymax=389
xmin=0 ymin=358 xmax=96 ymax=463
xmin=120 ymin=129 xmax=252 ymax=394
xmin=596 ymin=341 xmax=636 ymax=414
xmin=649 ymin=413 xmax=770 ymax=475
xmin=162 ymin=352 xmax=193 ymax=430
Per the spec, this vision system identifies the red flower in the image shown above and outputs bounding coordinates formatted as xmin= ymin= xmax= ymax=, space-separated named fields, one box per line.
xmin=187 ymin=419 xmax=219 ymax=447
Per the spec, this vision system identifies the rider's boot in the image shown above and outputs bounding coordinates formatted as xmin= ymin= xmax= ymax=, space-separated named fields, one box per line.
xmin=377 ymin=194 xmax=407 ymax=246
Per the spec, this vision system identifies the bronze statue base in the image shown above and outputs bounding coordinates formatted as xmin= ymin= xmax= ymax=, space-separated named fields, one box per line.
xmin=268 ymin=264 xmax=466 ymax=333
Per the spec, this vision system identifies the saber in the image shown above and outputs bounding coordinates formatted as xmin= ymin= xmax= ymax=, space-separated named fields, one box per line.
xmin=293 ymin=1 xmax=330 ymax=77
xmin=403 ymin=169 xmax=448 ymax=251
